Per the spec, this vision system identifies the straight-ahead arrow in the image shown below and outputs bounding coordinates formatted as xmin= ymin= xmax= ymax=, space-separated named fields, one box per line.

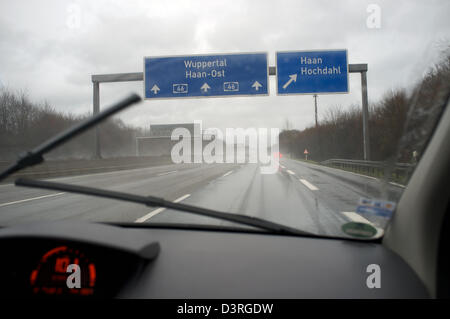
xmin=282 ymin=74 xmax=297 ymax=89
xmin=151 ymin=84 xmax=160 ymax=94
xmin=252 ymin=81 xmax=262 ymax=91
xmin=201 ymin=83 xmax=211 ymax=93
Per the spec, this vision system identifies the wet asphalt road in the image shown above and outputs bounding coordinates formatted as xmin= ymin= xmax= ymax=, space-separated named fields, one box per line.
xmin=0 ymin=159 xmax=404 ymax=237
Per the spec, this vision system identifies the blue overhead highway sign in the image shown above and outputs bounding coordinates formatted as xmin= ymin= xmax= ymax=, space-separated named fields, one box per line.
xmin=144 ymin=53 xmax=268 ymax=99
xmin=276 ymin=50 xmax=348 ymax=94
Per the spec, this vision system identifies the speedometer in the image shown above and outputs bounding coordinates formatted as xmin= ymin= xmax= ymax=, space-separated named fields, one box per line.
xmin=30 ymin=245 xmax=97 ymax=297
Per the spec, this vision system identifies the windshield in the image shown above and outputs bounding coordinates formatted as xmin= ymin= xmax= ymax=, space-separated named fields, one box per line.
xmin=0 ymin=0 xmax=449 ymax=240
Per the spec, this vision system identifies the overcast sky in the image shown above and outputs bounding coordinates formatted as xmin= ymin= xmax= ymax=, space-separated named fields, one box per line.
xmin=0 ymin=0 xmax=449 ymax=132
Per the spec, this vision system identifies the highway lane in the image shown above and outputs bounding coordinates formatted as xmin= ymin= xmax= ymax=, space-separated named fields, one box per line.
xmin=0 ymin=162 xmax=239 ymax=225
xmin=146 ymin=162 xmax=348 ymax=235
xmin=280 ymin=158 xmax=403 ymax=234
xmin=0 ymin=163 xmax=204 ymax=203
xmin=281 ymin=158 xmax=403 ymax=210
xmin=140 ymin=158 xmax=404 ymax=237
xmin=0 ymin=158 xmax=406 ymax=237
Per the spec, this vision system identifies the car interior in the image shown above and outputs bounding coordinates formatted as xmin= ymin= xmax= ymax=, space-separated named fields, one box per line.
xmin=0 ymin=96 xmax=448 ymax=299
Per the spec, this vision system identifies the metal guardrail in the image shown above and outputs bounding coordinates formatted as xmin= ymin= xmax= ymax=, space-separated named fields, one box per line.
xmin=321 ymin=158 xmax=416 ymax=182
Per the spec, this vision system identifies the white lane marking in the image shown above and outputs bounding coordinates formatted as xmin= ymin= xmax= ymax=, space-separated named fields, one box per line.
xmin=222 ymin=170 xmax=233 ymax=177
xmin=295 ymin=160 xmax=379 ymax=181
xmin=10 ymin=164 xmax=165 ymax=178
xmin=135 ymin=194 xmax=191 ymax=223
xmin=389 ymin=182 xmax=406 ymax=188
xmin=289 ymin=159 xmax=406 ymax=188
xmin=342 ymin=212 xmax=384 ymax=237
xmin=50 ymin=164 xmax=180 ymax=182
xmin=344 ymin=171 xmax=378 ymax=180
xmin=0 ymin=192 xmax=65 ymax=208
xmin=173 ymin=194 xmax=191 ymax=203
xmin=334 ymin=168 xmax=405 ymax=187
xmin=157 ymin=170 xmax=177 ymax=176
xmin=280 ymin=165 xmax=286 ymax=169
xmin=299 ymin=179 xmax=319 ymax=191
xmin=286 ymin=170 xmax=296 ymax=175
xmin=310 ymin=163 xmax=379 ymax=181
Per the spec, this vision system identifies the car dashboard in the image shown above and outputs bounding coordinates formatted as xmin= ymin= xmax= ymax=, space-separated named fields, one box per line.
xmin=0 ymin=221 xmax=428 ymax=298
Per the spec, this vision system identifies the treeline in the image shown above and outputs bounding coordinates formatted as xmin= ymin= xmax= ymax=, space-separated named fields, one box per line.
xmin=0 ymin=89 xmax=143 ymax=160
xmin=280 ymin=50 xmax=450 ymax=163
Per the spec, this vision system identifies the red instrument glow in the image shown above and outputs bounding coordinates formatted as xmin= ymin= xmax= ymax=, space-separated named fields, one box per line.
xmin=30 ymin=246 xmax=96 ymax=296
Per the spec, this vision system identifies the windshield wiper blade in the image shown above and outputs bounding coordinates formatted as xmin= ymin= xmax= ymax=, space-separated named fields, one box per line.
xmin=4 ymin=91 xmax=312 ymax=237
xmin=0 ymin=93 xmax=142 ymax=182
xmin=15 ymin=177 xmax=312 ymax=236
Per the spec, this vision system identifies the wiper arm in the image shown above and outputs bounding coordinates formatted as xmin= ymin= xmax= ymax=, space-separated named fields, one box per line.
xmin=0 ymin=93 xmax=142 ymax=182
xmin=4 ymin=91 xmax=312 ymax=237
xmin=15 ymin=178 xmax=312 ymax=236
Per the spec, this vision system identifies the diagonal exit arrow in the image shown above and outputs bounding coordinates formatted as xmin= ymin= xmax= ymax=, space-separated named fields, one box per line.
xmin=201 ymin=82 xmax=211 ymax=93
xmin=151 ymin=84 xmax=160 ymax=94
xmin=282 ymin=74 xmax=297 ymax=89
xmin=252 ymin=81 xmax=263 ymax=91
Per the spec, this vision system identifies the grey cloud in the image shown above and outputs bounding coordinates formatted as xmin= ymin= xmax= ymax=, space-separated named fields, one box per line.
xmin=0 ymin=0 xmax=449 ymax=131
